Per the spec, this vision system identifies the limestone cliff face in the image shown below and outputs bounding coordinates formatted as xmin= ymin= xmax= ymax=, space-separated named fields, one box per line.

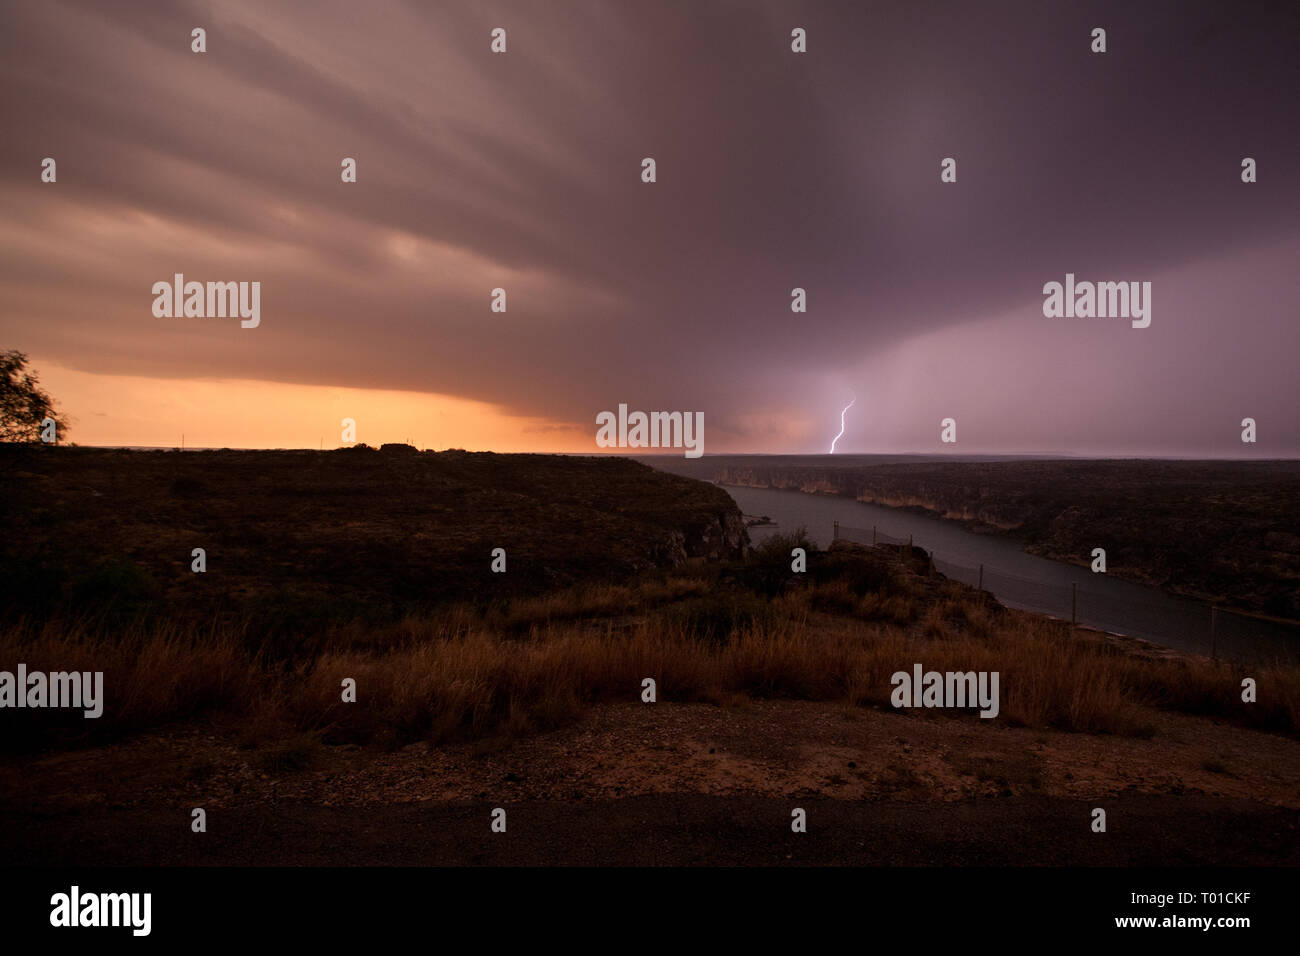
xmin=853 ymin=490 xmax=1023 ymax=530
xmin=716 ymin=467 xmax=849 ymax=497
xmin=652 ymin=529 xmax=689 ymax=566
xmin=716 ymin=465 xmax=1021 ymax=530
xmin=687 ymin=507 xmax=748 ymax=560
xmin=617 ymin=466 xmax=748 ymax=568
xmin=654 ymin=496 xmax=748 ymax=565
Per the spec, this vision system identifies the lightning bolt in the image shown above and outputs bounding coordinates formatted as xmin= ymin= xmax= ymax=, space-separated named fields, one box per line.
xmin=829 ymin=397 xmax=855 ymax=453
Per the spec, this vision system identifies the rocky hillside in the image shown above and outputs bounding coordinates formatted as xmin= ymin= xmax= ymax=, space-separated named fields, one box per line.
xmin=0 ymin=446 xmax=747 ymax=628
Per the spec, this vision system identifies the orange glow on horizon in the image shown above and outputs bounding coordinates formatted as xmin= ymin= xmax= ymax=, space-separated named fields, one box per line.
xmin=35 ymin=361 xmax=594 ymax=453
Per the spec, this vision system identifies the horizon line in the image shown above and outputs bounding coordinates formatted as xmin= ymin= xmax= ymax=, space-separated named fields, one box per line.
xmin=45 ymin=444 xmax=1300 ymax=463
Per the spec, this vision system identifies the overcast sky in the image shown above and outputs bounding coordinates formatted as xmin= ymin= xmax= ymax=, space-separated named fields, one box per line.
xmin=1 ymin=0 xmax=1297 ymax=454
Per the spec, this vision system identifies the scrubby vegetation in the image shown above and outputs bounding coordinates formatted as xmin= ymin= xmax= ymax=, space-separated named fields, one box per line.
xmin=4 ymin=540 xmax=1295 ymax=755
xmin=0 ymin=445 xmax=746 ymax=628
xmin=3 ymin=450 xmax=1295 ymax=760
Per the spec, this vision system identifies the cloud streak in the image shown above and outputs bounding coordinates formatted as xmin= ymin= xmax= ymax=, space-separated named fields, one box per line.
xmin=0 ymin=0 xmax=1297 ymax=452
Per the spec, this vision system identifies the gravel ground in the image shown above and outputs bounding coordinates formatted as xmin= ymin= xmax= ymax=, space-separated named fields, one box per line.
xmin=4 ymin=699 xmax=1298 ymax=865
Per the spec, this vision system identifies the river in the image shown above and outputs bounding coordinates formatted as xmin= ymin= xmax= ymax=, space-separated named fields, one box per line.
xmin=721 ymin=484 xmax=1298 ymax=664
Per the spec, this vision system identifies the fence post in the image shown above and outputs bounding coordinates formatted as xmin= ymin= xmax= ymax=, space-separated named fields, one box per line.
xmin=1071 ymin=582 xmax=1077 ymax=627
xmin=1210 ymin=606 xmax=1218 ymax=661
xmin=872 ymin=525 xmax=877 ymax=546
xmin=978 ymin=564 xmax=983 ymax=590
xmin=833 ymin=520 xmax=839 ymax=542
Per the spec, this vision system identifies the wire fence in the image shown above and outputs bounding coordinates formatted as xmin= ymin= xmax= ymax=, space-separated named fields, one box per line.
xmin=833 ymin=522 xmax=1299 ymax=663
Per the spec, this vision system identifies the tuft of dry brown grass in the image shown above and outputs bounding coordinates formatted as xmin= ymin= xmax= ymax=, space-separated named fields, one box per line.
xmin=3 ymin=572 xmax=1296 ymax=752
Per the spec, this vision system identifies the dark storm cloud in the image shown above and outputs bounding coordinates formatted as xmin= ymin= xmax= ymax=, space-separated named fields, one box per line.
xmin=0 ymin=0 xmax=1297 ymax=451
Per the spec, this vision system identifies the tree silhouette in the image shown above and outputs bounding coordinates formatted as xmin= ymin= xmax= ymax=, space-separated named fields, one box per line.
xmin=0 ymin=350 xmax=70 ymax=443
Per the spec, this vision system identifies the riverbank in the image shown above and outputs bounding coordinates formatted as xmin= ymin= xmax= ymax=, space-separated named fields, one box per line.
xmin=649 ymin=457 xmax=1300 ymax=622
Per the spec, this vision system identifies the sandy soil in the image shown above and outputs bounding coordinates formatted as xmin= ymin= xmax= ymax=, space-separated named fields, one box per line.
xmin=3 ymin=699 xmax=1297 ymax=865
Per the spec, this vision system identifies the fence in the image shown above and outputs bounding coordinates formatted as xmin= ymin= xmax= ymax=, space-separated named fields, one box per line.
xmin=831 ymin=521 xmax=1299 ymax=664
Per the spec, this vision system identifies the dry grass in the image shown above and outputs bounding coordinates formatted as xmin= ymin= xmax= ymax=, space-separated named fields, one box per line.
xmin=1 ymin=616 xmax=259 ymax=749
xmin=4 ymin=569 xmax=1296 ymax=752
